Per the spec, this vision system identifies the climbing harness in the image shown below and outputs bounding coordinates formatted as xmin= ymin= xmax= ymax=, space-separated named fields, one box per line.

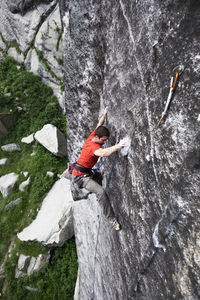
xmin=91 ymin=130 xmax=120 ymax=300
xmin=67 ymin=158 xmax=107 ymax=176
xmin=157 ymin=71 xmax=179 ymax=126
xmin=92 ymin=157 xmax=108 ymax=173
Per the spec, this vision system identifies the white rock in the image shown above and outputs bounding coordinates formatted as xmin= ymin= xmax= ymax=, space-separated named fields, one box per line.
xmin=25 ymin=48 xmax=40 ymax=75
xmin=23 ymin=3 xmax=65 ymax=111
xmin=1 ymin=143 xmax=21 ymax=152
xmin=197 ymin=114 xmax=200 ymax=122
xmin=35 ymin=124 xmax=67 ymax=157
xmin=120 ymin=136 xmax=131 ymax=156
xmin=31 ymin=253 xmax=50 ymax=274
xmin=7 ymin=47 xmax=24 ymax=63
xmin=0 ymin=173 xmax=19 ymax=198
xmin=21 ymin=134 xmax=34 ymax=144
xmin=18 ymin=255 xmax=31 ymax=272
xmin=18 ymin=178 xmax=74 ymax=246
xmin=46 ymin=171 xmax=54 ymax=177
xmin=19 ymin=177 xmax=30 ymax=192
xmin=15 ymin=252 xmax=50 ymax=279
xmin=35 ymin=4 xmax=63 ymax=78
xmin=23 ymin=172 xmax=29 ymax=177
xmin=15 ymin=269 xmax=26 ymax=279
xmin=31 ymin=152 xmax=36 ymax=156
xmin=27 ymin=257 xmax=37 ymax=276
xmin=0 ymin=158 xmax=7 ymax=165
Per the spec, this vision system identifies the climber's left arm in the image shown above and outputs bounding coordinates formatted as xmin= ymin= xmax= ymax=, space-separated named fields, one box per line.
xmin=96 ymin=109 xmax=107 ymax=129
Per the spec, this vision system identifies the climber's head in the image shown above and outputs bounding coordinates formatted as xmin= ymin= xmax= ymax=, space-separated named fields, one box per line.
xmin=93 ymin=126 xmax=110 ymax=145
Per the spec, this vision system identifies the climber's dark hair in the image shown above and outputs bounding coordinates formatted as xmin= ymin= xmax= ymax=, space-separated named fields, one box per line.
xmin=95 ymin=126 xmax=110 ymax=138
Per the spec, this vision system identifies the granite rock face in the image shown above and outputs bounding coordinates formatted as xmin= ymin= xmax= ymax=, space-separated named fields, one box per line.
xmin=0 ymin=0 xmax=65 ymax=109
xmin=64 ymin=0 xmax=200 ymax=299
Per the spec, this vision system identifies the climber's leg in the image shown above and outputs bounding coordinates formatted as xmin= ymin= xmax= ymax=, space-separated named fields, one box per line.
xmin=82 ymin=176 xmax=115 ymax=219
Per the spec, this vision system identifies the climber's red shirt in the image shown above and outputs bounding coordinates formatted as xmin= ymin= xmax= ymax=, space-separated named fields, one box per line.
xmin=72 ymin=130 xmax=101 ymax=176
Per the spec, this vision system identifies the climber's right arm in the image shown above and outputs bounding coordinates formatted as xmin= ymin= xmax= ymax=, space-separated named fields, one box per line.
xmin=94 ymin=144 xmax=122 ymax=157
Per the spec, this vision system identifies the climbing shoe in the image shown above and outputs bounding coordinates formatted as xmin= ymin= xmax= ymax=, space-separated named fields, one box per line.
xmin=109 ymin=217 xmax=121 ymax=231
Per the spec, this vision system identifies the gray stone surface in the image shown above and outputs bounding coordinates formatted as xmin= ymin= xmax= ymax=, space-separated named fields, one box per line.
xmin=5 ymin=198 xmax=21 ymax=210
xmin=64 ymin=0 xmax=200 ymax=299
xmin=1 ymin=143 xmax=21 ymax=152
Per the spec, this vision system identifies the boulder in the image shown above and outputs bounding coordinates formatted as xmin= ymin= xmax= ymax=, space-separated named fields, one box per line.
xmin=1 ymin=143 xmax=21 ymax=152
xmin=0 ymin=158 xmax=7 ymax=165
xmin=0 ymin=173 xmax=19 ymax=197
xmin=18 ymin=178 xmax=74 ymax=246
xmin=21 ymin=133 xmax=34 ymax=144
xmin=19 ymin=177 xmax=30 ymax=192
xmin=18 ymin=254 xmax=31 ymax=272
xmin=34 ymin=124 xmax=67 ymax=157
xmin=15 ymin=252 xmax=50 ymax=278
xmin=29 ymin=253 xmax=50 ymax=274
xmin=5 ymin=198 xmax=21 ymax=210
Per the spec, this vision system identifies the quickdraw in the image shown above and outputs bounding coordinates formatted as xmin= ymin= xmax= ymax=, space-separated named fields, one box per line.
xmin=157 ymin=71 xmax=179 ymax=126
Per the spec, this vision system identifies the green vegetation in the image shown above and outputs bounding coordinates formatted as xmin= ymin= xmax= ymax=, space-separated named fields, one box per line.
xmin=0 ymin=56 xmax=78 ymax=299
xmin=5 ymin=238 xmax=78 ymax=300
xmin=55 ymin=26 xmax=63 ymax=51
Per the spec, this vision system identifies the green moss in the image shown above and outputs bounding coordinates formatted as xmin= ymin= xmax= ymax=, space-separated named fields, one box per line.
xmin=55 ymin=26 xmax=63 ymax=51
xmin=34 ymin=48 xmax=61 ymax=82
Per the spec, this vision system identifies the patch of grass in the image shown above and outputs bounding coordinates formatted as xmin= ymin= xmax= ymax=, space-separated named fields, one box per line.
xmin=14 ymin=238 xmax=48 ymax=257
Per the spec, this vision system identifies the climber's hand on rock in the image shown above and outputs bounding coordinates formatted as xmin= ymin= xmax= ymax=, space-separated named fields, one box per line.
xmin=119 ymin=138 xmax=129 ymax=148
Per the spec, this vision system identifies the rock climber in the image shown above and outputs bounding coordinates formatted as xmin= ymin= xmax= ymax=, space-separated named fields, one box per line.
xmin=71 ymin=109 xmax=127 ymax=231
